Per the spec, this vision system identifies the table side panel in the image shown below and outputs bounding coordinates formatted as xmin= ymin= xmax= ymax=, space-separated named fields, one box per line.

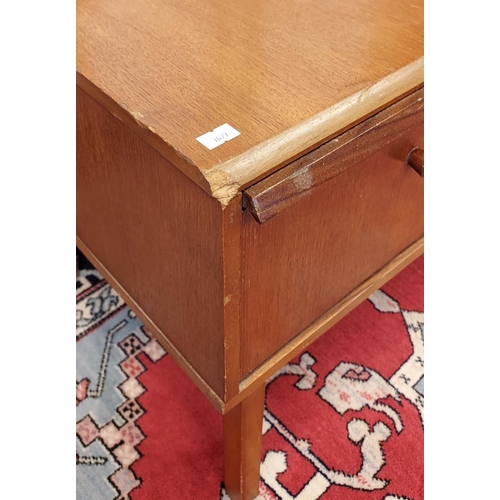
xmin=241 ymin=123 xmax=424 ymax=377
xmin=77 ymin=86 xmax=226 ymax=398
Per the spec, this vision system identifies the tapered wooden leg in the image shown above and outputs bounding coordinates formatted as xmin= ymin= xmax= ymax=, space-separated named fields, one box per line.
xmin=223 ymin=384 xmax=266 ymax=500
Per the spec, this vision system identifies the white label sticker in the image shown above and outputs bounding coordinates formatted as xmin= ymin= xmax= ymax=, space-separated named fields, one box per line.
xmin=196 ymin=123 xmax=241 ymax=150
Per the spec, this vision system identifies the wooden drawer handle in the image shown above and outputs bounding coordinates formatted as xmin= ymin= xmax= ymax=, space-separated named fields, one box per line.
xmin=407 ymin=147 xmax=424 ymax=177
xmin=243 ymin=88 xmax=424 ymax=224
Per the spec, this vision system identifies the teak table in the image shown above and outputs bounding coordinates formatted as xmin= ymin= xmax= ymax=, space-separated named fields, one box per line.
xmin=76 ymin=0 xmax=423 ymax=498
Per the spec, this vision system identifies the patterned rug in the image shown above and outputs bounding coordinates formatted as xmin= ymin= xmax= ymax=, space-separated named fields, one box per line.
xmin=76 ymin=251 xmax=423 ymax=500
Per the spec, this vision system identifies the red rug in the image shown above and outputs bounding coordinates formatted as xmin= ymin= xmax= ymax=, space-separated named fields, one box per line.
xmin=76 ymin=253 xmax=423 ymax=500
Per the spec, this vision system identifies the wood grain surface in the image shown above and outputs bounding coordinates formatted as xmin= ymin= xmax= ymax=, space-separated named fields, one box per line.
xmin=77 ymin=0 xmax=423 ymax=203
xmin=221 ymin=196 xmax=245 ymax=401
xmin=76 ymin=86 xmax=227 ymax=398
xmin=223 ymin=384 xmax=266 ymax=500
xmin=76 ymin=236 xmax=225 ymax=410
xmin=243 ymin=88 xmax=424 ymax=223
xmin=222 ymin=237 xmax=423 ymax=414
xmin=240 ymin=122 xmax=424 ymax=377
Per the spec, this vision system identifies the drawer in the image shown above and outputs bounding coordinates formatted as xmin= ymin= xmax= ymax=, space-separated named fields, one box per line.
xmin=240 ymin=88 xmax=424 ymax=378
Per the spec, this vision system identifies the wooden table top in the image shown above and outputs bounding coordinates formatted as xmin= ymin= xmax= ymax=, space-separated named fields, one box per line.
xmin=77 ymin=0 xmax=423 ymax=204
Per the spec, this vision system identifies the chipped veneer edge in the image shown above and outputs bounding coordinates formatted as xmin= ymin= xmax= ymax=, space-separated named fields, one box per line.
xmin=76 ymin=71 xmax=213 ymax=195
xmin=204 ymin=57 xmax=423 ymax=207
xmin=77 ymin=57 xmax=423 ymax=209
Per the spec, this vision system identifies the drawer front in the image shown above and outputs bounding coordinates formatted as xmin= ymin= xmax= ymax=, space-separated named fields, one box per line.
xmin=240 ymin=92 xmax=424 ymax=378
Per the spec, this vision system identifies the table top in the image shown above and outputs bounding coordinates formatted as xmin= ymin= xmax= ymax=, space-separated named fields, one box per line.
xmin=77 ymin=0 xmax=423 ymax=204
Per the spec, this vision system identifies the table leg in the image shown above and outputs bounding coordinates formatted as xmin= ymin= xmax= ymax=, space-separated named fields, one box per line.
xmin=223 ymin=383 xmax=266 ymax=500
